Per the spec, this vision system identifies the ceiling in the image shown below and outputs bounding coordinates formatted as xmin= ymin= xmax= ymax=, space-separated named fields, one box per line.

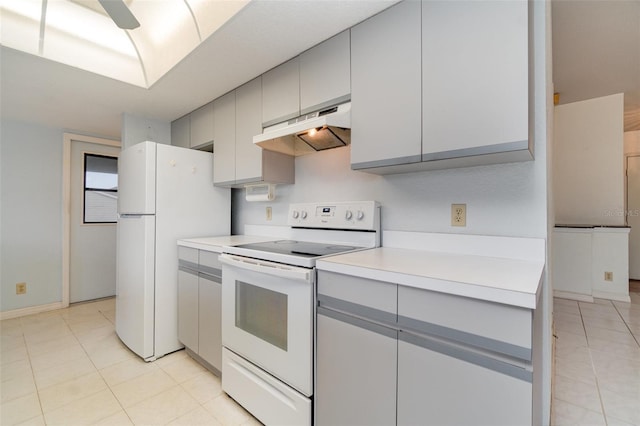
xmin=1 ymin=0 xmax=639 ymax=140
xmin=0 ymin=0 xmax=398 ymax=139
xmin=0 ymin=0 xmax=251 ymax=88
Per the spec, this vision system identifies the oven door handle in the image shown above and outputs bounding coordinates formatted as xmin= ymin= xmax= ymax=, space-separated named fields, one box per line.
xmin=219 ymin=253 xmax=311 ymax=282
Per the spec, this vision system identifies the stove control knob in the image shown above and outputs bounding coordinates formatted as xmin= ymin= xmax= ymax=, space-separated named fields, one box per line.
xmin=301 ymin=211 xmax=308 ymax=219
xmin=345 ymin=210 xmax=353 ymax=220
xmin=292 ymin=210 xmax=299 ymax=219
xmin=357 ymin=210 xmax=365 ymax=221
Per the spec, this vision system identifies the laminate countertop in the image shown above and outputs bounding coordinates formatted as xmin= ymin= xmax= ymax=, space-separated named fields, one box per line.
xmin=317 ymin=246 xmax=544 ymax=309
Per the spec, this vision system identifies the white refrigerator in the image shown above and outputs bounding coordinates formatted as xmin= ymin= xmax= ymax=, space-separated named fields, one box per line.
xmin=116 ymin=141 xmax=230 ymax=361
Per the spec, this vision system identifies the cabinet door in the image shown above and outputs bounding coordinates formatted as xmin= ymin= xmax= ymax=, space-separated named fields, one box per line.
xmin=397 ymin=337 xmax=532 ymax=426
xmin=422 ymin=0 xmax=529 ymax=160
xmin=235 ymin=77 xmax=263 ymax=184
xmin=213 ymin=91 xmax=236 ymax=186
xmin=177 ymin=269 xmax=199 ymax=352
xmin=299 ymin=30 xmax=350 ymax=115
xmin=190 ymin=102 xmax=214 ymax=148
xmin=316 ymin=312 xmax=397 ymax=426
xmin=171 ymin=115 xmax=190 ymax=149
xmin=350 ymin=0 xmax=422 ymax=170
xmin=262 ymin=58 xmax=300 ymax=126
xmin=198 ymin=274 xmax=222 ymax=371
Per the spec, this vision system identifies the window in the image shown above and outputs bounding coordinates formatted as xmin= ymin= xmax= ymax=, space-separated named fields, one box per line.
xmin=83 ymin=153 xmax=118 ymax=223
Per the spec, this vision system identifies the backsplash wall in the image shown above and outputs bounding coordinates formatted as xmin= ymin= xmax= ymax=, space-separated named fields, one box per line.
xmin=231 ymin=143 xmax=548 ymax=239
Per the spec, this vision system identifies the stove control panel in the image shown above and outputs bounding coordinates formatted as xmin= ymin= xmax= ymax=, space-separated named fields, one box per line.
xmin=288 ymin=201 xmax=380 ymax=230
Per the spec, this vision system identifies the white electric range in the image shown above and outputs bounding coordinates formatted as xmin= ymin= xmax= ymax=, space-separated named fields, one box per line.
xmin=219 ymin=201 xmax=380 ymax=426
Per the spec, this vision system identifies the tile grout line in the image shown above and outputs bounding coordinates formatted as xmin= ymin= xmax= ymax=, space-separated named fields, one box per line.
xmin=20 ymin=324 xmax=46 ymax=425
xmin=611 ymin=301 xmax=640 ymax=348
xmin=66 ymin=308 xmax=136 ymax=426
xmin=577 ymin=300 xmax=612 ymax=425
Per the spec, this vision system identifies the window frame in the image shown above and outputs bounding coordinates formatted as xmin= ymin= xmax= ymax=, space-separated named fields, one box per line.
xmin=82 ymin=153 xmax=118 ymax=224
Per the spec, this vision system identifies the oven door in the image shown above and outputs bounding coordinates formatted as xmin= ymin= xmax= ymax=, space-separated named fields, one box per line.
xmin=220 ymin=253 xmax=314 ymax=397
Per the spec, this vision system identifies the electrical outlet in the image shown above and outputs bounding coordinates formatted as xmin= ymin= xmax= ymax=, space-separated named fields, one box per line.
xmin=451 ymin=204 xmax=466 ymax=227
xmin=604 ymin=271 xmax=613 ymax=282
xmin=16 ymin=282 xmax=26 ymax=295
xmin=266 ymin=206 xmax=272 ymax=221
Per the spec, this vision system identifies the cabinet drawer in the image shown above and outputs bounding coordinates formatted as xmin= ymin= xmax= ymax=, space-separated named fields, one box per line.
xmin=178 ymin=246 xmax=198 ymax=264
xmin=398 ymin=286 xmax=532 ymax=357
xmin=198 ymin=251 xmax=221 ymax=281
xmin=317 ymin=271 xmax=397 ymax=318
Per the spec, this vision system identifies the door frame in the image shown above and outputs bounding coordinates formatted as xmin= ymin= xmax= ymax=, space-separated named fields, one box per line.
xmin=625 ymin=152 xmax=640 ymax=224
xmin=626 ymin=152 xmax=640 ymax=281
xmin=62 ymin=133 xmax=121 ymax=308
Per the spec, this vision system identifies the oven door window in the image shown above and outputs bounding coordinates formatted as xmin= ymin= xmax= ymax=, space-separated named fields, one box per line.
xmin=235 ymin=281 xmax=288 ymax=351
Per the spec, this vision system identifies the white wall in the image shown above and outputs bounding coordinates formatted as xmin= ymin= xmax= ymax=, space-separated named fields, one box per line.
xmin=625 ymin=130 xmax=640 ymax=154
xmin=553 ymin=94 xmax=625 ymax=225
xmin=233 ymin=146 xmax=548 ymax=238
xmin=1 ymin=120 xmax=64 ymax=311
xmin=121 ymin=113 xmax=170 ymax=150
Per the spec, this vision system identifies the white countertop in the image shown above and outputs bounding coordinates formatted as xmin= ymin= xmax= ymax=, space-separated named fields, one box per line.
xmin=316 ymin=246 xmax=544 ymax=309
xmin=177 ymin=235 xmax=277 ymax=253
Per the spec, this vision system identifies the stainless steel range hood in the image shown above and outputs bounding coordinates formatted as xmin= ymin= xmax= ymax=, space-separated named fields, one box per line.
xmin=253 ymin=102 xmax=351 ymax=156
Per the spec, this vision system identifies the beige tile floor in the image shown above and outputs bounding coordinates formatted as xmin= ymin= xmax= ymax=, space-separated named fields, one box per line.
xmin=551 ymin=291 xmax=640 ymax=426
xmin=0 ymin=298 xmax=261 ymax=426
xmin=2 ymin=292 xmax=639 ymax=425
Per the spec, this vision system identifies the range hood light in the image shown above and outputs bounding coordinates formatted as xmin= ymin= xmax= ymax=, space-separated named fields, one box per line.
xmin=297 ymin=126 xmax=347 ymax=151
xmin=253 ymin=102 xmax=351 ymax=156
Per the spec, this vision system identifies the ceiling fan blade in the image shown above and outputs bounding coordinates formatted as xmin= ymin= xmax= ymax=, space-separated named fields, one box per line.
xmin=97 ymin=0 xmax=140 ymax=30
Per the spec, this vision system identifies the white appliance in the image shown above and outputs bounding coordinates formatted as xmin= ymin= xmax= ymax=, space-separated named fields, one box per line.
xmin=220 ymin=201 xmax=380 ymax=426
xmin=116 ymin=141 xmax=230 ymax=361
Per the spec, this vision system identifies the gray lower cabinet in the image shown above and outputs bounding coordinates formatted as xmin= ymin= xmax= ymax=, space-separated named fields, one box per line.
xmin=316 ymin=270 xmax=535 ymax=426
xmin=177 ymin=267 xmax=199 ymax=351
xmin=177 ymin=247 xmax=222 ymax=374
xmin=316 ymin=271 xmax=398 ymax=426
xmin=397 ymin=339 xmax=531 ymax=426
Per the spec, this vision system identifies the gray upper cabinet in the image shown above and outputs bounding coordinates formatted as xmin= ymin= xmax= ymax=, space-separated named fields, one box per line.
xmin=171 ymin=114 xmax=190 ymax=149
xmin=350 ymin=0 xmax=423 ymax=171
xmin=235 ymin=77 xmax=265 ymax=184
xmin=213 ymin=91 xmax=236 ymax=185
xmin=421 ymin=0 xmax=530 ymax=163
xmin=189 ymin=102 xmax=214 ymax=148
xmin=213 ymin=78 xmax=294 ymax=188
xmin=262 ymin=58 xmax=300 ymax=127
xmin=299 ymin=30 xmax=351 ymax=115
xmin=171 ymin=102 xmax=214 ymax=149
xmin=351 ymin=0 xmax=531 ymax=175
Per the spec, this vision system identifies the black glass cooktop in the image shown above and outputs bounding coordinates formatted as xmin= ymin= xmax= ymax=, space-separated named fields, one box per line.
xmin=234 ymin=240 xmax=361 ymax=258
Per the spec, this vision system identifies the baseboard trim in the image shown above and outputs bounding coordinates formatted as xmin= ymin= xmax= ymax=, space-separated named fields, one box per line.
xmin=0 ymin=301 xmax=66 ymax=320
xmin=591 ymin=290 xmax=631 ymax=303
xmin=553 ymin=291 xmax=594 ymax=303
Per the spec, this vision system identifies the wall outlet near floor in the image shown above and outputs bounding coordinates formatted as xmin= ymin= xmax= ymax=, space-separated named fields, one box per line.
xmin=266 ymin=206 xmax=272 ymax=221
xmin=16 ymin=282 xmax=27 ymax=295
xmin=451 ymin=204 xmax=467 ymax=227
xmin=604 ymin=271 xmax=613 ymax=281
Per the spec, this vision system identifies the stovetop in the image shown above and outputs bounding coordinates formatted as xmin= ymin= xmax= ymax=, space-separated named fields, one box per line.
xmin=233 ymin=240 xmax=362 ymax=258
xmin=224 ymin=201 xmax=381 ymax=268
